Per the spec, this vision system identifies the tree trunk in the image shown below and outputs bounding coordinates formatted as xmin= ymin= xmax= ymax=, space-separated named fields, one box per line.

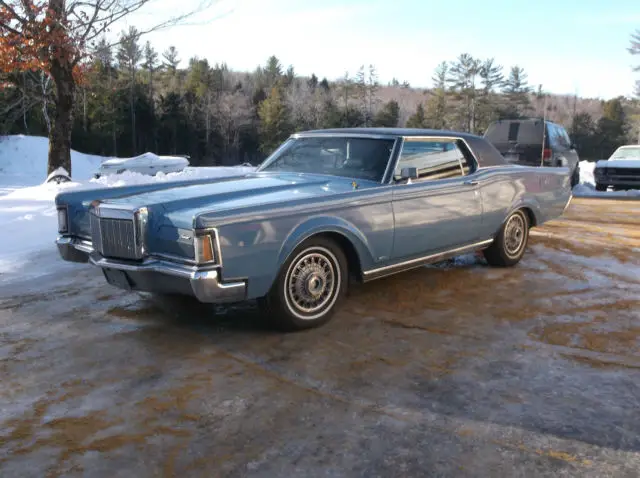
xmin=49 ymin=61 xmax=75 ymax=176
xmin=130 ymin=69 xmax=137 ymax=154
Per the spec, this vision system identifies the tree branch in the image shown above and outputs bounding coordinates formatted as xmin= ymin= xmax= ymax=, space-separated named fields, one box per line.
xmin=0 ymin=0 xmax=27 ymax=24
xmin=19 ymin=0 xmax=36 ymax=22
xmin=83 ymin=1 xmax=229 ymax=53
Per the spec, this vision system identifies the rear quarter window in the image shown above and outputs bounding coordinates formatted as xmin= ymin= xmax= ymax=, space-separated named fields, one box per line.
xmin=485 ymin=121 xmax=543 ymax=145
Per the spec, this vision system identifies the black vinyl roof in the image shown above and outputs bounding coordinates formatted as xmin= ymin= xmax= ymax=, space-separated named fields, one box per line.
xmin=299 ymin=127 xmax=481 ymax=140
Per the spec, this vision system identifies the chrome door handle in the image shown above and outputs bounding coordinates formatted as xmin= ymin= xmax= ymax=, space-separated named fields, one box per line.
xmin=464 ymin=179 xmax=479 ymax=186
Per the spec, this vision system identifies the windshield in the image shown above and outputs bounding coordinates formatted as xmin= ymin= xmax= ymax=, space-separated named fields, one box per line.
xmin=610 ymin=146 xmax=640 ymax=160
xmin=257 ymin=136 xmax=395 ymax=182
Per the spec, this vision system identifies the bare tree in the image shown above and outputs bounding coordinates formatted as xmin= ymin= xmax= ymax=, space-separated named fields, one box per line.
xmin=0 ymin=0 xmax=225 ymax=175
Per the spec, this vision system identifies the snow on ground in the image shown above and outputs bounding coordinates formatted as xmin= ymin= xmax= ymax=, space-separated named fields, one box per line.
xmin=0 ymin=135 xmax=254 ymax=281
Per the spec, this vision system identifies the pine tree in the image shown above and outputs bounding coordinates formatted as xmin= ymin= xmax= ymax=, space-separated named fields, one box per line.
xmin=448 ymin=54 xmax=481 ymax=132
xmin=406 ymin=103 xmax=427 ymax=128
xmin=258 ymin=86 xmax=292 ymax=154
xmin=163 ymin=46 xmax=181 ymax=74
xmin=597 ymin=97 xmax=628 ymax=156
xmin=502 ymin=66 xmax=531 ymax=118
xmin=629 ymin=29 xmax=640 ymax=97
xmin=373 ymin=100 xmax=399 ymax=127
xmin=425 ymin=62 xmax=449 ymax=129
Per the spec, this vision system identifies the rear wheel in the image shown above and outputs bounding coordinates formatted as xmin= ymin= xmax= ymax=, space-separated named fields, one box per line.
xmin=595 ymin=183 xmax=607 ymax=192
xmin=483 ymin=209 xmax=530 ymax=267
xmin=260 ymin=236 xmax=348 ymax=331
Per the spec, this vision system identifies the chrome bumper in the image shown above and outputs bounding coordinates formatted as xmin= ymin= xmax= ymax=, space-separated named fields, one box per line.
xmin=56 ymin=236 xmax=246 ymax=304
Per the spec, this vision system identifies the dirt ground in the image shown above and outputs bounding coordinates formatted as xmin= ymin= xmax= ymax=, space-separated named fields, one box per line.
xmin=1 ymin=197 xmax=639 ymax=477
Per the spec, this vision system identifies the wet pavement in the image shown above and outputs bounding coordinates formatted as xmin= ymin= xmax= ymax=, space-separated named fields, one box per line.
xmin=1 ymin=197 xmax=639 ymax=477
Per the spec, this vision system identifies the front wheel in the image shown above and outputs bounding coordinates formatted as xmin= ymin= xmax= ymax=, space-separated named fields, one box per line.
xmin=260 ymin=236 xmax=348 ymax=331
xmin=483 ymin=209 xmax=530 ymax=267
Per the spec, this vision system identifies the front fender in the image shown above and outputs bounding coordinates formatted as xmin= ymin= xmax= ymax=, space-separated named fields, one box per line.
xmin=277 ymin=215 xmax=376 ymax=273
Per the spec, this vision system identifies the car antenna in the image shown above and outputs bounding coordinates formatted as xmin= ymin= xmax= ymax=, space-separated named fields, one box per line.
xmin=540 ymin=93 xmax=548 ymax=167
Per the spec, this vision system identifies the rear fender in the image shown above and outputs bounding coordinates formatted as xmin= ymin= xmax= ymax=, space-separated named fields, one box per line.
xmin=506 ymin=197 xmax=542 ymax=228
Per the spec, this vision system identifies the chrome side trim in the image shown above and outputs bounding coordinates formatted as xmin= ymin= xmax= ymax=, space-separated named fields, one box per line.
xmin=562 ymin=193 xmax=573 ymax=214
xmin=362 ymin=239 xmax=494 ymax=282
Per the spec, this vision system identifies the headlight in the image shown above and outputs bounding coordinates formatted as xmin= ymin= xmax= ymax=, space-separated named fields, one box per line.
xmin=194 ymin=232 xmax=216 ymax=264
xmin=57 ymin=207 xmax=68 ymax=234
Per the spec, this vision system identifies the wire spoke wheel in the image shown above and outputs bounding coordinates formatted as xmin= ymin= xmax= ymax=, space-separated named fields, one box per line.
xmin=285 ymin=249 xmax=339 ymax=318
xmin=504 ymin=213 xmax=526 ymax=257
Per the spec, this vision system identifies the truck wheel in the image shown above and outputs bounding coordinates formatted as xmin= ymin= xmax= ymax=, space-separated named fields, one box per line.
xmin=595 ymin=183 xmax=607 ymax=192
xmin=260 ymin=236 xmax=348 ymax=331
xmin=483 ymin=209 xmax=530 ymax=267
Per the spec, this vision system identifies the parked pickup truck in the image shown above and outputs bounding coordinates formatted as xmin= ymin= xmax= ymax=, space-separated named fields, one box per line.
xmin=55 ymin=128 xmax=572 ymax=331
xmin=594 ymin=145 xmax=640 ymax=191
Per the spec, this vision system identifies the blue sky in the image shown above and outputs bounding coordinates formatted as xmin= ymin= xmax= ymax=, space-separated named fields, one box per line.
xmin=120 ymin=0 xmax=640 ymax=99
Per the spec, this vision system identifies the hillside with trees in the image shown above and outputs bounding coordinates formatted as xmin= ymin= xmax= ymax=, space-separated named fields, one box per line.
xmin=2 ymin=6 xmax=640 ymax=170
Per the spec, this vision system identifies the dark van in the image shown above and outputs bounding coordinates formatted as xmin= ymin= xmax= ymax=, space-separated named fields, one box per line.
xmin=483 ymin=118 xmax=580 ymax=187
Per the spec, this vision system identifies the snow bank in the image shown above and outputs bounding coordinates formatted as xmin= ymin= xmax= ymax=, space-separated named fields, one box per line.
xmin=86 ymin=165 xmax=255 ymax=189
xmin=0 ymin=135 xmax=105 ymax=188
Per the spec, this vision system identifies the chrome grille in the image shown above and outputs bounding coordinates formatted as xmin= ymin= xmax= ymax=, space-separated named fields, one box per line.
xmin=90 ymin=213 xmax=139 ymax=260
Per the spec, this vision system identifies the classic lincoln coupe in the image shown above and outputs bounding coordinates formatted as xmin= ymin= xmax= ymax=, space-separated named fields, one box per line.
xmin=56 ymin=128 xmax=572 ymax=330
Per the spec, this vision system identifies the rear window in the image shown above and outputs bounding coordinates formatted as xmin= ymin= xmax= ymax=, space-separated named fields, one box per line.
xmin=484 ymin=121 xmax=544 ymax=145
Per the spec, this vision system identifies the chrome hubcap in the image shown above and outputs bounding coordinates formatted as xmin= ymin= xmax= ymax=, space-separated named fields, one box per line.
xmin=505 ymin=214 xmax=526 ymax=256
xmin=286 ymin=251 xmax=336 ymax=316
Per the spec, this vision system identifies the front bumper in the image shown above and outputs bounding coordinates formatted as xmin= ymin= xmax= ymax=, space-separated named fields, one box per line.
xmin=56 ymin=236 xmax=246 ymax=304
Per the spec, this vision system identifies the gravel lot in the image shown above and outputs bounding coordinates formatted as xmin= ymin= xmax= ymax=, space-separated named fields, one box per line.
xmin=1 ymin=197 xmax=639 ymax=477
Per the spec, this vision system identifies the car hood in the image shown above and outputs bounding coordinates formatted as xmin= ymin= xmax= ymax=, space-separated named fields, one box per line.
xmin=596 ymin=158 xmax=640 ymax=168
xmin=97 ymin=172 xmax=380 ymax=228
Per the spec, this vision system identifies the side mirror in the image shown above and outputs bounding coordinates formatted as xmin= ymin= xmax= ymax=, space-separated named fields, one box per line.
xmin=400 ymin=167 xmax=419 ymax=180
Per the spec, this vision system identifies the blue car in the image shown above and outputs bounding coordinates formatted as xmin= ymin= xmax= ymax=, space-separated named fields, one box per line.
xmin=55 ymin=128 xmax=572 ymax=330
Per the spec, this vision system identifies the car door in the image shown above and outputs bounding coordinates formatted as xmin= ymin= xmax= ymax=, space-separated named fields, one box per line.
xmin=390 ymin=137 xmax=483 ymax=260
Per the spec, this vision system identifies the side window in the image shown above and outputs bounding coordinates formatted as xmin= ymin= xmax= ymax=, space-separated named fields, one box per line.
xmin=394 ymin=139 xmax=464 ymax=182
xmin=546 ymin=123 xmax=558 ymax=147
xmin=561 ymin=128 xmax=572 ymax=147
xmin=548 ymin=123 xmax=569 ymax=149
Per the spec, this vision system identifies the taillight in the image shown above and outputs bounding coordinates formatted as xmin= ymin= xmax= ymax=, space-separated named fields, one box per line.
xmin=543 ymin=148 xmax=552 ymax=160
